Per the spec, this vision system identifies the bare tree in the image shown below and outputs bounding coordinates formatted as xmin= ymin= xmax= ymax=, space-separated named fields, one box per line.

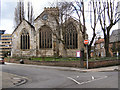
xmin=58 ymin=2 xmax=73 ymax=57
xmin=71 ymin=0 xmax=86 ymax=40
xmin=14 ymin=0 xmax=34 ymax=28
xmin=14 ymin=0 xmax=25 ymax=28
xmin=98 ymin=0 xmax=120 ymax=57
xmin=87 ymin=0 xmax=99 ymax=58
xmin=70 ymin=1 xmax=87 ymax=68
xmin=14 ymin=8 xmax=19 ymax=28
xmin=71 ymin=0 xmax=104 ymax=60
xmin=48 ymin=2 xmax=73 ymax=57
xmin=27 ymin=2 xmax=34 ymax=24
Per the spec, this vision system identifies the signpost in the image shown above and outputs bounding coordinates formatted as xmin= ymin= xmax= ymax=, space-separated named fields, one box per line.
xmin=84 ymin=40 xmax=89 ymax=69
xmin=8 ymin=53 xmax=10 ymax=62
xmin=76 ymin=51 xmax=80 ymax=58
xmin=84 ymin=40 xmax=89 ymax=45
xmin=117 ymin=51 xmax=119 ymax=60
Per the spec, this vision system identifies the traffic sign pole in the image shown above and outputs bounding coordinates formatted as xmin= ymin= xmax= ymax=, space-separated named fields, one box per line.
xmin=84 ymin=40 xmax=89 ymax=69
xmin=86 ymin=45 xmax=88 ymax=69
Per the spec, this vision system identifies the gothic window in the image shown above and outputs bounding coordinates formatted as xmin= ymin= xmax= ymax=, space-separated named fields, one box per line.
xmin=21 ymin=29 xmax=30 ymax=50
xmin=39 ymin=25 xmax=52 ymax=48
xmin=64 ymin=22 xmax=78 ymax=49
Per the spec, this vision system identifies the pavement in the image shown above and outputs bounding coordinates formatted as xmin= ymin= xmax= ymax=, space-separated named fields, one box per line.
xmin=1 ymin=62 xmax=120 ymax=88
xmin=1 ymin=71 xmax=27 ymax=89
xmin=5 ymin=62 xmax=120 ymax=72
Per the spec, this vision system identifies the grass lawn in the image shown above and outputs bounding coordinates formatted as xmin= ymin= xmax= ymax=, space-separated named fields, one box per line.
xmin=29 ymin=57 xmax=81 ymax=61
xmin=29 ymin=56 xmax=120 ymax=61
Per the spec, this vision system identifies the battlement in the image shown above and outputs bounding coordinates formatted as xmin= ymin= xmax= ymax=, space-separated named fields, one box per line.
xmin=44 ymin=7 xmax=59 ymax=16
xmin=44 ymin=7 xmax=59 ymax=11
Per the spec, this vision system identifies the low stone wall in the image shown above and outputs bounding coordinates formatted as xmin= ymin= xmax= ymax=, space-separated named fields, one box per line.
xmin=84 ymin=59 xmax=120 ymax=69
xmin=4 ymin=58 xmax=82 ymax=68
xmin=5 ymin=58 xmax=120 ymax=68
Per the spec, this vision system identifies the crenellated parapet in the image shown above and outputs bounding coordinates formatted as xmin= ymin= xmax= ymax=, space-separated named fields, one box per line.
xmin=44 ymin=7 xmax=59 ymax=16
xmin=44 ymin=7 xmax=59 ymax=11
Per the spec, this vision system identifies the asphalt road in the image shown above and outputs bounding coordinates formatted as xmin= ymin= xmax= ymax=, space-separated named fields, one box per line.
xmin=1 ymin=63 xmax=119 ymax=89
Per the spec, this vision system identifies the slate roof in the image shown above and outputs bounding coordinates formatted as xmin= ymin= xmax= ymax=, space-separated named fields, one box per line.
xmin=12 ymin=19 xmax=34 ymax=35
xmin=110 ymin=29 xmax=120 ymax=43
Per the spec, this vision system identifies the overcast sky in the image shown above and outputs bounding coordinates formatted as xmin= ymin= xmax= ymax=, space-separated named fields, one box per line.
xmin=0 ymin=0 xmax=58 ymax=34
xmin=0 ymin=0 xmax=119 ymax=41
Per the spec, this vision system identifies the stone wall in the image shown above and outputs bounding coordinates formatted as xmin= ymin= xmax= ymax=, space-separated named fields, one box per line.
xmin=37 ymin=49 xmax=53 ymax=57
xmin=11 ymin=20 xmax=36 ymax=57
xmin=5 ymin=58 xmax=120 ymax=69
xmin=84 ymin=59 xmax=120 ymax=69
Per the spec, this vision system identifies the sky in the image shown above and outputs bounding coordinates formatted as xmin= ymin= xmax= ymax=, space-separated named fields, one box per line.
xmin=0 ymin=0 xmax=119 ymax=41
xmin=0 ymin=0 xmax=58 ymax=34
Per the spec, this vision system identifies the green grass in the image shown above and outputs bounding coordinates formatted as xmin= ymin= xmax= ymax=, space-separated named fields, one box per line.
xmin=29 ymin=57 xmax=81 ymax=61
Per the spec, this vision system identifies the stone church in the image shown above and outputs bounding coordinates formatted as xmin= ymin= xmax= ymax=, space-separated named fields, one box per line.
xmin=11 ymin=7 xmax=85 ymax=57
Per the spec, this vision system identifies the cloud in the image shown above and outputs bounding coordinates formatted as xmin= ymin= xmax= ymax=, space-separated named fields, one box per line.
xmin=0 ymin=19 xmax=14 ymax=34
xmin=0 ymin=0 xmax=60 ymax=33
xmin=0 ymin=0 xmax=119 ymax=37
xmin=1 ymin=1 xmax=17 ymax=19
xmin=0 ymin=0 xmax=17 ymax=33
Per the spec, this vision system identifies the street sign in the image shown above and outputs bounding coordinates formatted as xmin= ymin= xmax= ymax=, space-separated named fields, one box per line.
xmin=84 ymin=40 xmax=89 ymax=45
xmin=76 ymin=51 xmax=80 ymax=57
xmin=117 ymin=51 xmax=119 ymax=57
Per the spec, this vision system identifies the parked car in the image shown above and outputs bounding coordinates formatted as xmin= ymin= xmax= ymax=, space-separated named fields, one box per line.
xmin=0 ymin=57 xmax=5 ymax=64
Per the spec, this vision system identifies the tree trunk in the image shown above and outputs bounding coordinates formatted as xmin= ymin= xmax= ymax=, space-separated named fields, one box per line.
xmin=80 ymin=48 xmax=84 ymax=68
xmin=56 ymin=40 xmax=60 ymax=57
xmin=88 ymin=45 xmax=91 ymax=58
xmin=104 ymin=31 xmax=110 ymax=57
xmin=59 ymin=43 xmax=67 ymax=57
xmin=88 ymin=32 xmax=96 ymax=58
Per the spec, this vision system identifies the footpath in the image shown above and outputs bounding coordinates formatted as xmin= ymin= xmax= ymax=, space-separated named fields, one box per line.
xmin=1 ymin=62 xmax=120 ymax=89
xmin=1 ymin=71 xmax=27 ymax=89
xmin=5 ymin=62 xmax=120 ymax=72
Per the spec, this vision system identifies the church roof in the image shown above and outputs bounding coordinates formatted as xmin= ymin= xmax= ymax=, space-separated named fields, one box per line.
xmin=64 ymin=17 xmax=79 ymax=24
xmin=34 ymin=10 xmax=45 ymax=21
xmin=34 ymin=7 xmax=59 ymax=22
xmin=110 ymin=29 xmax=120 ymax=43
xmin=12 ymin=19 xmax=34 ymax=35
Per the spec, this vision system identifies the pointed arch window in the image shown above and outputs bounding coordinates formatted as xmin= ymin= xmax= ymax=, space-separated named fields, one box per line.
xmin=39 ymin=25 xmax=52 ymax=48
xmin=21 ymin=29 xmax=30 ymax=50
xmin=64 ymin=22 xmax=78 ymax=49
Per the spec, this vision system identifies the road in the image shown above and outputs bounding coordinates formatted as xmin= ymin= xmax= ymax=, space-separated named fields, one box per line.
xmin=1 ymin=63 xmax=119 ymax=89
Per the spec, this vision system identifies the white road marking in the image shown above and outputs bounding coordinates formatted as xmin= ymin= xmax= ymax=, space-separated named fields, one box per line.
xmin=67 ymin=76 xmax=108 ymax=85
xmin=92 ymin=76 xmax=95 ymax=80
xmin=79 ymin=76 xmax=108 ymax=85
xmin=67 ymin=77 xmax=81 ymax=84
